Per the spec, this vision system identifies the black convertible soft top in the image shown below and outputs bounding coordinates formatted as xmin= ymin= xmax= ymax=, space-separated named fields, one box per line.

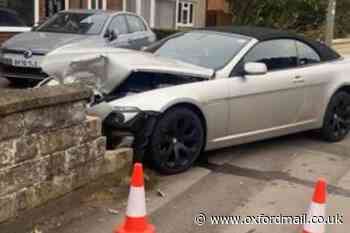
xmin=205 ymin=26 xmax=341 ymax=62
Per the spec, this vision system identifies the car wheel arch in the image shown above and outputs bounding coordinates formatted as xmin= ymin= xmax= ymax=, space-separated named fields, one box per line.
xmin=335 ymin=85 xmax=350 ymax=96
xmin=320 ymin=84 xmax=350 ymax=126
xmin=320 ymin=90 xmax=350 ymax=142
xmin=327 ymin=85 xmax=350 ymax=111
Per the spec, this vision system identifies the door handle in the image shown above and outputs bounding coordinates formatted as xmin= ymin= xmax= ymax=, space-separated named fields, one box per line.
xmin=293 ymin=76 xmax=305 ymax=84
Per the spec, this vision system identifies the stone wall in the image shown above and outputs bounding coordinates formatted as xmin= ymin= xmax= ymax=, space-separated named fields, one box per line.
xmin=0 ymin=85 xmax=109 ymax=224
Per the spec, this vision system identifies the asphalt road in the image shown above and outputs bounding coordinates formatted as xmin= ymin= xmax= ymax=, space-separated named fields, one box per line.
xmin=56 ymin=133 xmax=350 ymax=233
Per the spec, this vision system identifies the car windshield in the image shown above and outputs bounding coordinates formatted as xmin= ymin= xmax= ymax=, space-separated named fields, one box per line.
xmin=154 ymin=31 xmax=250 ymax=70
xmin=36 ymin=12 xmax=108 ymax=35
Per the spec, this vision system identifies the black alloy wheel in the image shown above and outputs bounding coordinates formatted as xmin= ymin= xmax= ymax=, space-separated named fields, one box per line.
xmin=149 ymin=107 xmax=205 ymax=174
xmin=321 ymin=91 xmax=350 ymax=142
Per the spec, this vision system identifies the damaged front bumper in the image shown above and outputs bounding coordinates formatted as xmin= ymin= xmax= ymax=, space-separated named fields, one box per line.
xmin=102 ymin=108 xmax=160 ymax=162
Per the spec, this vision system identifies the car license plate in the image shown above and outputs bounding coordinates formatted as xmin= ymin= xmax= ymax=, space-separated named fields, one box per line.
xmin=3 ymin=53 xmax=42 ymax=68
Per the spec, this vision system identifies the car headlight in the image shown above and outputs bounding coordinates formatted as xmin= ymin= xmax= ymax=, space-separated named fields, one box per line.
xmin=112 ymin=106 xmax=142 ymax=124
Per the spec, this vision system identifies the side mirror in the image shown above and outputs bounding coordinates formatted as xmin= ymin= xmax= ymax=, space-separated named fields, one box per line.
xmin=105 ymin=29 xmax=118 ymax=41
xmin=244 ymin=62 xmax=267 ymax=75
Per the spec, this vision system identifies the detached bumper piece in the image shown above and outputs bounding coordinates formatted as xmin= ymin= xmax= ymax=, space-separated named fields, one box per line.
xmin=103 ymin=111 xmax=160 ymax=162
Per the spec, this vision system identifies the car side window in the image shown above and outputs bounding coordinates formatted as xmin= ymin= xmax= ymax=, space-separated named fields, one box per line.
xmin=244 ymin=39 xmax=298 ymax=71
xmin=126 ymin=15 xmax=146 ymax=33
xmin=107 ymin=15 xmax=128 ymax=35
xmin=296 ymin=41 xmax=321 ymax=66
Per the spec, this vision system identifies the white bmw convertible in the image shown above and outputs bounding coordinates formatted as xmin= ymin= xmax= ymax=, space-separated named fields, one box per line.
xmin=41 ymin=26 xmax=350 ymax=174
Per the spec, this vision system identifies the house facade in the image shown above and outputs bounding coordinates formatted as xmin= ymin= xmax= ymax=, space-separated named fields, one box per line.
xmin=0 ymin=0 xmax=206 ymax=44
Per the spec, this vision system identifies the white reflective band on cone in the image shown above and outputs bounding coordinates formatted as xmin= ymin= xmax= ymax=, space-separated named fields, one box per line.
xmin=303 ymin=202 xmax=326 ymax=233
xmin=126 ymin=187 xmax=147 ymax=217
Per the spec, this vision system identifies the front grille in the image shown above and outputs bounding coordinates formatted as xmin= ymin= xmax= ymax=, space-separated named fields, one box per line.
xmin=1 ymin=64 xmax=48 ymax=80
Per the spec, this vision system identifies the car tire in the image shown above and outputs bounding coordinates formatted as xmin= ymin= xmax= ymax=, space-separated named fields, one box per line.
xmin=149 ymin=107 xmax=205 ymax=174
xmin=320 ymin=91 xmax=350 ymax=142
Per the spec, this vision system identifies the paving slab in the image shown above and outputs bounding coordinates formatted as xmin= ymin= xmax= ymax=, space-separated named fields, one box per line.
xmin=54 ymin=135 xmax=350 ymax=233
xmin=327 ymin=195 xmax=349 ymax=232
xmin=219 ymin=179 xmax=349 ymax=233
xmin=219 ymin=180 xmax=310 ymax=233
xmin=208 ymin=136 xmax=304 ymax=172
xmin=147 ymin=166 xmax=212 ymax=214
xmin=56 ymin=166 xmax=212 ymax=233
xmin=278 ymin=134 xmax=350 ymax=159
xmin=327 ymin=173 xmax=350 ymax=232
xmin=283 ymin=150 xmax=350 ymax=183
xmin=337 ymin=169 xmax=350 ymax=190
xmin=150 ymin=173 xmax=265 ymax=233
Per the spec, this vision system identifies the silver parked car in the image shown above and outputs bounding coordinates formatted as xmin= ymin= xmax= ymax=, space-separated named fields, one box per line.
xmin=0 ymin=9 xmax=156 ymax=84
xmin=41 ymin=27 xmax=350 ymax=174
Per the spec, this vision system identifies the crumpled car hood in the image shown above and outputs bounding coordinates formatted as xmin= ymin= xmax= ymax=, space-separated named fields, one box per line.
xmin=41 ymin=46 xmax=214 ymax=94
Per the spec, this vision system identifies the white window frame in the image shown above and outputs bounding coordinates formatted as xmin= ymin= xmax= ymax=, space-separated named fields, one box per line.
xmin=122 ymin=0 xmax=127 ymax=11
xmin=176 ymin=0 xmax=195 ymax=28
xmin=65 ymin=0 xmax=69 ymax=10
xmin=136 ymin=0 xmax=142 ymax=15
xmin=150 ymin=0 xmax=156 ymax=28
xmin=0 ymin=0 xmax=39 ymax=32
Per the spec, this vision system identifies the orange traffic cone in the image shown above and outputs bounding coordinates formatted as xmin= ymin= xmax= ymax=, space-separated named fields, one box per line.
xmin=115 ymin=163 xmax=156 ymax=233
xmin=302 ymin=178 xmax=327 ymax=233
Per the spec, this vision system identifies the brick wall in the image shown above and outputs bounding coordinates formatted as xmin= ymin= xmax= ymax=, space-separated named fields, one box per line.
xmin=207 ymin=0 xmax=225 ymax=11
xmin=0 ymin=32 xmax=18 ymax=45
xmin=107 ymin=0 xmax=123 ymax=10
xmin=39 ymin=0 xmax=46 ymax=20
xmin=69 ymin=0 xmax=88 ymax=8
xmin=206 ymin=10 xmax=232 ymax=26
